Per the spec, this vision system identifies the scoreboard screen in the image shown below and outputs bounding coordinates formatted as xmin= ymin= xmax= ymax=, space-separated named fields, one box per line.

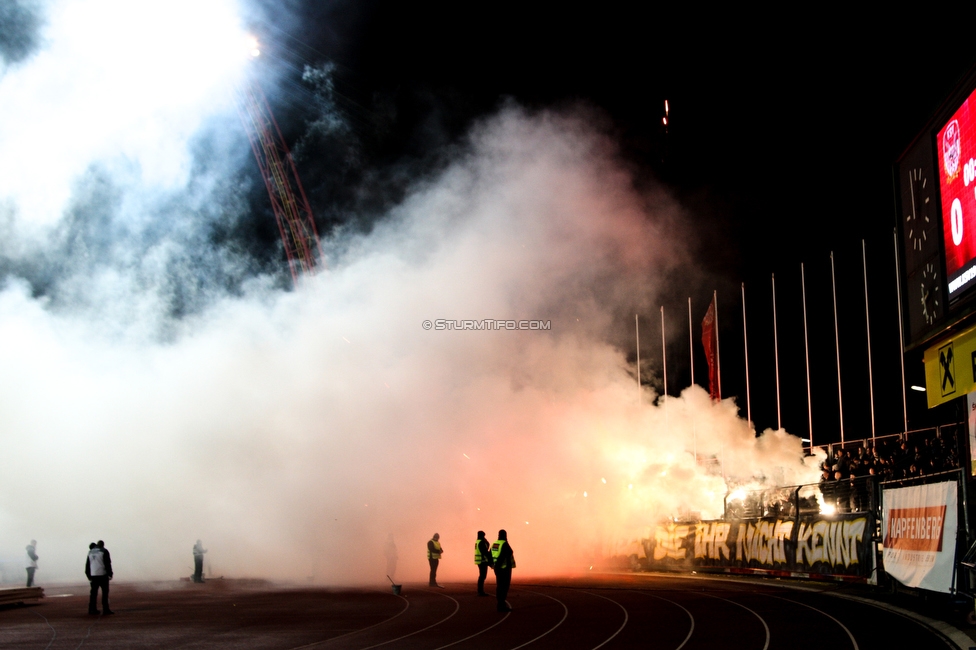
xmin=893 ymin=68 xmax=976 ymax=351
xmin=938 ymin=89 xmax=976 ymax=298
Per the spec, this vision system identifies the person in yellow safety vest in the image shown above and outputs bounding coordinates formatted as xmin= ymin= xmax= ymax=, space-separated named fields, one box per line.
xmin=490 ymin=529 xmax=515 ymax=612
xmin=474 ymin=531 xmax=493 ymax=596
xmin=427 ymin=533 xmax=444 ymax=587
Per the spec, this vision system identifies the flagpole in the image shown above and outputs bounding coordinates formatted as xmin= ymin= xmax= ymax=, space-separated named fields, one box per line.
xmin=863 ymin=240 xmax=876 ymax=442
xmin=689 ymin=297 xmax=697 ymax=465
xmin=893 ymin=229 xmax=908 ymax=433
xmin=802 ymin=263 xmax=813 ymax=451
xmin=661 ymin=306 xmax=668 ymax=399
xmin=831 ymin=252 xmax=845 ymax=446
xmin=711 ymin=293 xmax=723 ymax=469
xmin=773 ymin=273 xmax=781 ymax=430
xmin=741 ymin=283 xmax=751 ymax=425
xmin=688 ymin=297 xmax=694 ymax=387
xmin=714 ymin=290 xmax=721 ymax=399
xmin=661 ymin=305 xmax=669 ymax=427
xmin=636 ymin=314 xmax=641 ymax=405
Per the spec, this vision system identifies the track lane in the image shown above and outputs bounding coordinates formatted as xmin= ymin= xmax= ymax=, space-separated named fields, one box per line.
xmin=430 ymin=608 xmax=510 ymax=649
xmin=770 ymin=589 xmax=958 ymax=650
xmin=0 ymin=575 xmax=963 ymax=649
xmin=263 ymin=588 xmax=451 ymax=650
xmin=508 ymin=589 xmax=569 ymax=649
xmin=660 ymin=588 xmax=766 ymax=650
xmin=434 ymin=587 xmax=568 ymax=650
xmin=627 ymin=590 xmax=695 ymax=650
xmin=288 ymin=592 xmax=409 ymax=649
xmin=699 ymin=591 xmax=770 ymax=650
xmin=694 ymin=587 xmax=848 ymax=650
xmin=0 ymin=606 xmax=54 ymax=648
xmin=365 ymin=588 xmax=505 ymax=649
xmin=351 ymin=590 xmax=459 ymax=650
xmin=585 ymin=590 xmax=628 ymax=649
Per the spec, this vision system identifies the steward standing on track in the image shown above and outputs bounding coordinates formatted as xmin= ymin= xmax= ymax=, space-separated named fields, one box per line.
xmin=474 ymin=531 xmax=493 ymax=596
xmin=86 ymin=540 xmax=114 ymax=615
xmin=491 ymin=529 xmax=515 ymax=612
xmin=427 ymin=533 xmax=444 ymax=587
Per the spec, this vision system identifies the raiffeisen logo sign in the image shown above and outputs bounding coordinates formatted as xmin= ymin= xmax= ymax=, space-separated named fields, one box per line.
xmin=939 ymin=92 xmax=976 ymax=297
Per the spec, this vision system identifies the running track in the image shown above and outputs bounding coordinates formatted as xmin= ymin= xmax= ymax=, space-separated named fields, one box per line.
xmin=0 ymin=573 xmax=967 ymax=649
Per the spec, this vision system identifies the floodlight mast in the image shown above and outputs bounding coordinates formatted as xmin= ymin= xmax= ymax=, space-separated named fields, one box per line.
xmin=235 ymin=76 xmax=322 ymax=284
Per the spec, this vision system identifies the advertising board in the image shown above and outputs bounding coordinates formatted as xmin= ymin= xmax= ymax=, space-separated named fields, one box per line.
xmin=881 ymin=480 xmax=958 ymax=593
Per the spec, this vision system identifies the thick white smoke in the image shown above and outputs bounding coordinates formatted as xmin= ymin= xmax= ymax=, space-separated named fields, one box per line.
xmin=0 ymin=1 xmax=822 ymax=586
xmin=0 ymin=0 xmax=249 ymax=231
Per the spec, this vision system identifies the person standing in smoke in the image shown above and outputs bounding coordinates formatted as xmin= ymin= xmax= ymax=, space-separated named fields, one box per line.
xmin=475 ymin=531 xmax=493 ymax=596
xmin=25 ymin=540 xmax=38 ymax=587
xmin=427 ymin=533 xmax=444 ymax=587
xmin=491 ymin=530 xmax=515 ymax=612
xmin=85 ymin=540 xmax=114 ymax=615
xmin=192 ymin=540 xmax=207 ymax=583
xmin=384 ymin=534 xmax=398 ymax=579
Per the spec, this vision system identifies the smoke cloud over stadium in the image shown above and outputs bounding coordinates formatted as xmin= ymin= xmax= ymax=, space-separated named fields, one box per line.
xmin=0 ymin=0 xmax=821 ymax=584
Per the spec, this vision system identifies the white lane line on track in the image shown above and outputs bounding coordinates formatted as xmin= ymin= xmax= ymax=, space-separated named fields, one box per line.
xmin=824 ymin=592 xmax=960 ymax=649
xmin=766 ymin=594 xmax=858 ymax=650
xmin=626 ymin=571 xmax=964 ymax=648
xmin=431 ymin=605 xmax=510 ymax=649
xmin=286 ymin=591 xmax=410 ymax=650
xmin=74 ymin=617 xmax=100 ymax=650
xmin=699 ymin=592 xmax=769 ymax=650
xmin=584 ymin=591 xmax=628 ymax=650
xmin=630 ymin=591 xmax=695 ymax=650
xmin=358 ymin=590 xmax=460 ymax=650
xmin=29 ymin=609 xmax=57 ymax=650
xmin=507 ymin=589 xmax=569 ymax=650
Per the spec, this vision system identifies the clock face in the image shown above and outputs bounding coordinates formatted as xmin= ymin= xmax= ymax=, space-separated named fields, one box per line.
xmin=899 ymin=135 xmax=944 ymax=343
xmin=921 ymin=262 xmax=941 ymax=325
xmin=906 ymin=166 xmax=935 ymax=254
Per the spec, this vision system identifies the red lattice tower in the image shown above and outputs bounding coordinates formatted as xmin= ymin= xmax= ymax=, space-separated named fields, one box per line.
xmin=236 ymin=77 xmax=322 ymax=283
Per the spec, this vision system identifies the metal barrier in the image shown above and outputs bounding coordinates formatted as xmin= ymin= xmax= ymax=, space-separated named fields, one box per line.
xmin=723 ymin=476 xmax=880 ymax=521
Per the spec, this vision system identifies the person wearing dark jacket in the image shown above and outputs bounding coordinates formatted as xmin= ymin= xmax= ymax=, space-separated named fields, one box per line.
xmin=491 ymin=530 xmax=515 ymax=612
xmin=474 ymin=531 xmax=493 ymax=596
xmin=85 ymin=540 xmax=114 ymax=615
xmin=192 ymin=540 xmax=207 ymax=583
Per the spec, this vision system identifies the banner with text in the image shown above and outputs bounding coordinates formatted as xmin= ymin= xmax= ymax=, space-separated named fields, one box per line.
xmin=641 ymin=513 xmax=874 ymax=580
xmin=882 ymin=481 xmax=958 ymax=593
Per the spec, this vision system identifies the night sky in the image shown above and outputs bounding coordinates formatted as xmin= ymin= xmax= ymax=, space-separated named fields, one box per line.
xmin=240 ymin=3 xmax=976 ymax=445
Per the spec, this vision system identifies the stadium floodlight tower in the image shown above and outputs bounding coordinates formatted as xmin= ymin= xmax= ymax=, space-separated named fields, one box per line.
xmin=235 ymin=37 xmax=322 ymax=284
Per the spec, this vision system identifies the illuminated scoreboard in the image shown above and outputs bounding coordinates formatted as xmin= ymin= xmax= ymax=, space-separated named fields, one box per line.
xmin=898 ymin=74 xmax=976 ymax=351
xmin=938 ymin=99 xmax=976 ymax=297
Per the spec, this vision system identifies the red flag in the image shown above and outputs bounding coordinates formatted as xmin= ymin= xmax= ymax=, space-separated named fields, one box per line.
xmin=702 ymin=297 xmax=720 ymax=401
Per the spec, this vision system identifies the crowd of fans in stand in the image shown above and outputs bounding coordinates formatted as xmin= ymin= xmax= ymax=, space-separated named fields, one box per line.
xmin=820 ymin=433 xmax=961 ymax=481
xmin=817 ymin=432 xmax=961 ymax=513
xmin=721 ymin=430 xmax=964 ymax=519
